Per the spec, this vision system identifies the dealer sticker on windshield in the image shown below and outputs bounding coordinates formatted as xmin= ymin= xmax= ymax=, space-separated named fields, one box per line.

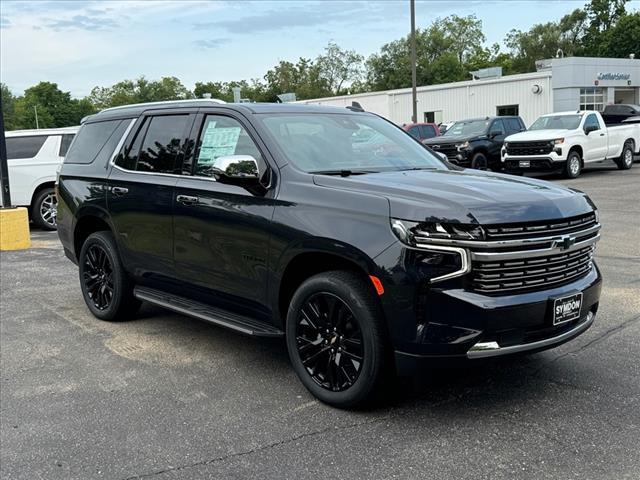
xmin=553 ymin=292 xmax=582 ymax=325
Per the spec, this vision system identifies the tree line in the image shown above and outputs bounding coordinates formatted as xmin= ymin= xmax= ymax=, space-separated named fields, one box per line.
xmin=2 ymin=0 xmax=637 ymax=130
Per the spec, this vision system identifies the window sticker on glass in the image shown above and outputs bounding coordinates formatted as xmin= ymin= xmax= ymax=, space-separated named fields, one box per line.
xmin=198 ymin=121 xmax=241 ymax=164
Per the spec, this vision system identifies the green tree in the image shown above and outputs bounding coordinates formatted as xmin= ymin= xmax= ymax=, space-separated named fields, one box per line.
xmin=316 ymin=41 xmax=364 ymax=95
xmin=1 ymin=83 xmax=18 ymax=130
xmin=263 ymin=58 xmax=331 ymax=101
xmin=596 ymin=11 xmax=640 ymax=57
xmin=88 ymin=76 xmax=191 ymax=109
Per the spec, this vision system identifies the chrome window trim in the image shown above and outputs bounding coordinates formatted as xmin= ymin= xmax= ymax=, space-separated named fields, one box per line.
xmin=108 ymin=118 xmax=137 ymax=168
xmin=407 ymin=243 xmax=471 ymax=283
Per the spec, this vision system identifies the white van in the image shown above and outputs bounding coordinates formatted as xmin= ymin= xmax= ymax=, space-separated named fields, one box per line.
xmin=5 ymin=127 xmax=79 ymax=229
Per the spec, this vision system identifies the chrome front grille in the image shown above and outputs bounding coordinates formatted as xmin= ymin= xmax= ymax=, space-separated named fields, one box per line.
xmin=411 ymin=212 xmax=601 ymax=295
xmin=470 ymin=245 xmax=595 ymax=294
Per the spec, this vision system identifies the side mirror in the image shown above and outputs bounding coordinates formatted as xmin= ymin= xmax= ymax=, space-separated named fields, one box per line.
xmin=489 ymin=131 xmax=503 ymax=139
xmin=584 ymin=124 xmax=598 ymax=135
xmin=435 ymin=152 xmax=448 ymax=162
xmin=212 ymin=155 xmax=259 ymax=182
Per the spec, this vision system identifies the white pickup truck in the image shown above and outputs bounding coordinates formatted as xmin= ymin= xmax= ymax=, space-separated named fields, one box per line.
xmin=5 ymin=127 xmax=78 ymax=229
xmin=501 ymin=110 xmax=640 ymax=178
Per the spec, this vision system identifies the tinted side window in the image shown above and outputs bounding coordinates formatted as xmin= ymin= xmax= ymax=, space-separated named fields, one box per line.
xmin=505 ymin=118 xmax=523 ymax=134
xmin=194 ymin=115 xmax=265 ymax=178
xmin=420 ymin=125 xmax=437 ymax=139
xmin=65 ymin=120 xmax=123 ymax=164
xmin=584 ymin=114 xmax=600 ymax=131
xmin=59 ymin=134 xmax=75 ymax=157
xmin=136 ymin=115 xmax=189 ymax=173
xmin=6 ymin=136 xmax=47 ymax=160
xmin=489 ymin=120 xmax=505 ymax=136
xmin=408 ymin=126 xmax=421 ymax=139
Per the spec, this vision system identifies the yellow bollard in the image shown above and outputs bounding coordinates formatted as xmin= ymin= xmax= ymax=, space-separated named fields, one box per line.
xmin=0 ymin=207 xmax=31 ymax=250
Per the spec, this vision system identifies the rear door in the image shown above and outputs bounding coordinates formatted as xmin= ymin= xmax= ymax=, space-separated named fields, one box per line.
xmin=108 ymin=110 xmax=195 ymax=284
xmin=172 ymin=110 xmax=277 ymax=320
xmin=6 ymin=135 xmax=56 ymax=206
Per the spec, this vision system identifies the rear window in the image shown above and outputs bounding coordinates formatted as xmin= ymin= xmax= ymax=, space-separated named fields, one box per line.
xmin=65 ymin=120 xmax=124 ymax=164
xmin=58 ymin=134 xmax=75 ymax=157
xmin=420 ymin=125 xmax=437 ymax=139
xmin=127 ymin=115 xmax=189 ymax=174
xmin=6 ymin=136 xmax=47 ymax=160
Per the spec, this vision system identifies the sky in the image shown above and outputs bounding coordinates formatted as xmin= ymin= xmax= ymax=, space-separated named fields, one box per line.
xmin=1 ymin=0 xmax=638 ymax=98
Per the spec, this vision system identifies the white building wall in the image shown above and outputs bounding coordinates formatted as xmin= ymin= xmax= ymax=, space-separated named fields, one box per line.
xmin=299 ymin=71 xmax=553 ymax=127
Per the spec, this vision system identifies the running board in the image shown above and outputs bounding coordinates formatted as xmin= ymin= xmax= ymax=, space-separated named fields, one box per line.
xmin=133 ymin=286 xmax=284 ymax=338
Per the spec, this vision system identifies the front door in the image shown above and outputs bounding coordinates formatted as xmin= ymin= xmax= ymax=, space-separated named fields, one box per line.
xmin=583 ymin=113 xmax=607 ymax=161
xmin=173 ymin=112 xmax=277 ymax=320
xmin=108 ymin=111 xmax=194 ymax=284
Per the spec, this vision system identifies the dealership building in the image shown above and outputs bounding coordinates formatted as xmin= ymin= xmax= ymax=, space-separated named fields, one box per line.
xmin=298 ymin=56 xmax=640 ymax=127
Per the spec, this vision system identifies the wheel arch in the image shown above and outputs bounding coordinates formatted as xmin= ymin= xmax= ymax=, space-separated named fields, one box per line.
xmin=30 ymin=181 xmax=56 ymax=209
xmin=73 ymin=210 xmax=115 ymax=260
xmin=274 ymin=242 xmax=381 ymax=328
xmin=568 ymin=144 xmax=584 ymax=165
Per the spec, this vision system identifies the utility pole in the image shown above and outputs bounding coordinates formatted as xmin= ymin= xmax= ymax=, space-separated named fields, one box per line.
xmin=0 ymin=97 xmax=12 ymax=207
xmin=34 ymin=105 xmax=39 ymax=129
xmin=410 ymin=0 xmax=417 ymax=124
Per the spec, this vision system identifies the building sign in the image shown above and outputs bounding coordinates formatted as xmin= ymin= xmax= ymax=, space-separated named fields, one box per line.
xmin=597 ymin=72 xmax=631 ymax=80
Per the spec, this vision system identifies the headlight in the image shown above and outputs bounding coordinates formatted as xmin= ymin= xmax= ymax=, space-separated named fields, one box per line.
xmin=551 ymin=138 xmax=564 ymax=145
xmin=391 ymin=219 xmax=474 ymax=283
xmin=456 ymin=141 xmax=470 ymax=150
xmin=391 ymin=219 xmax=484 ymax=245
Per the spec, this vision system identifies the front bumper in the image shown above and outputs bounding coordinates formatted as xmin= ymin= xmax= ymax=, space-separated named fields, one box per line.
xmin=383 ymin=263 xmax=602 ymax=375
xmin=502 ymin=155 xmax=565 ymax=171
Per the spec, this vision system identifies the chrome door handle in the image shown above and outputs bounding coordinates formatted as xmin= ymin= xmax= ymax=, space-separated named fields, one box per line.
xmin=111 ymin=186 xmax=128 ymax=196
xmin=176 ymin=194 xmax=199 ymax=205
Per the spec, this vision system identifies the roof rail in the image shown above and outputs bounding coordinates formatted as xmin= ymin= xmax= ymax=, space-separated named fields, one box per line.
xmin=100 ymin=98 xmax=226 ymax=113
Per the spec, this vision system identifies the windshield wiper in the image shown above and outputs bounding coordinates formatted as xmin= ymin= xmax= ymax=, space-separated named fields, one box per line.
xmin=399 ymin=167 xmax=438 ymax=171
xmin=310 ymin=169 xmax=378 ymax=177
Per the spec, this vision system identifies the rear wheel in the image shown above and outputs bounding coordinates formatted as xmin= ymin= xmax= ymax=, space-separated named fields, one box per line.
xmin=31 ymin=187 xmax=58 ymax=230
xmin=615 ymin=141 xmax=634 ymax=170
xmin=78 ymin=231 xmax=140 ymax=321
xmin=564 ymin=151 xmax=582 ymax=179
xmin=286 ymin=271 xmax=388 ymax=408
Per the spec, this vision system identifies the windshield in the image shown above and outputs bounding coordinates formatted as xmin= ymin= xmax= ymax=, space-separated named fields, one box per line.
xmin=530 ymin=115 xmax=582 ymax=130
xmin=442 ymin=119 xmax=489 ymax=137
xmin=258 ymin=113 xmax=446 ymax=173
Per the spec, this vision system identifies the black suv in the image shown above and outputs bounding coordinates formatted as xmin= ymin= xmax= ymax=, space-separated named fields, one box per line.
xmin=57 ymin=101 xmax=602 ymax=408
xmin=422 ymin=116 xmax=525 ymax=170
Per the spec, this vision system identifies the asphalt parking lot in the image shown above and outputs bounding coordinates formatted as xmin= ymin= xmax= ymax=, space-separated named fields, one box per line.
xmin=1 ymin=162 xmax=639 ymax=480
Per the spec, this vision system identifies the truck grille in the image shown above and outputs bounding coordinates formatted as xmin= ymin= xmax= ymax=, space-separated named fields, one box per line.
xmin=429 ymin=143 xmax=459 ymax=160
xmin=484 ymin=213 xmax=597 ymax=240
xmin=505 ymin=141 xmax=553 ymax=156
xmin=469 ymin=245 xmax=595 ymax=295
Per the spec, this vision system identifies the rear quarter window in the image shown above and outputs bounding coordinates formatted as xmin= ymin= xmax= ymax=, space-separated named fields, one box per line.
xmin=58 ymin=134 xmax=75 ymax=157
xmin=6 ymin=136 xmax=47 ymax=160
xmin=65 ymin=120 xmax=125 ymax=165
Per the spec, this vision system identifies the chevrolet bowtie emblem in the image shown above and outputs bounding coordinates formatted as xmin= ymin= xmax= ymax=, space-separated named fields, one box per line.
xmin=556 ymin=235 xmax=576 ymax=250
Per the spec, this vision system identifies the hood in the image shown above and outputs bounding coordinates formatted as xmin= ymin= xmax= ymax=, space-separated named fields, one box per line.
xmin=313 ymin=169 xmax=593 ymax=225
xmin=505 ymin=130 xmax=569 ymax=141
xmin=422 ymin=134 xmax=482 ymax=145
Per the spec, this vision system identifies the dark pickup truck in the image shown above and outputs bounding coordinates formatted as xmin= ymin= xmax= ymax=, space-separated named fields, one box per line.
xmin=422 ymin=116 xmax=526 ymax=170
xmin=57 ymin=101 xmax=601 ymax=408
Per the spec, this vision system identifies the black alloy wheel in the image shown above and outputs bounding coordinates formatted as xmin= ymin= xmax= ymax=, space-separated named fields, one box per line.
xmin=286 ymin=271 xmax=388 ymax=408
xmin=83 ymin=244 xmax=114 ymax=311
xmin=471 ymin=153 xmax=489 ymax=170
xmin=295 ymin=292 xmax=364 ymax=392
xmin=78 ymin=231 xmax=140 ymax=321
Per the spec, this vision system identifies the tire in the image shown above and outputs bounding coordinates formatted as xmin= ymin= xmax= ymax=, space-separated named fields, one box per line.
xmin=470 ymin=153 xmax=489 ymax=170
xmin=286 ymin=271 xmax=389 ymax=408
xmin=78 ymin=231 xmax=140 ymax=321
xmin=564 ymin=151 xmax=582 ymax=179
xmin=31 ymin=187 xmax=58 ymax=230
xmin=615 ymin=141 xmax=634 ymax=170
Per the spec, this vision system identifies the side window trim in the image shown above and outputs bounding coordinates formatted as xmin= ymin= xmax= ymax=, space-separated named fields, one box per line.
xmin=112 ymin=113 xmax=196 ymax=176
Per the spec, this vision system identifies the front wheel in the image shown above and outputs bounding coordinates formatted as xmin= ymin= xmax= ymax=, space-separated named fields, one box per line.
xmin=615 ymin=142 xmax=634 ymax=170
xmin=78 ymin=231 xmax=140 ymax=321
xmin=470 ymin=153 xmax=489 ymax=170
xmin=286 ymin=271 xmax=389 ymax=408
xmin=31 ymin=187 xmax=58 ymax=230
xmin=564 ymin=151 xmax=582 ymax=179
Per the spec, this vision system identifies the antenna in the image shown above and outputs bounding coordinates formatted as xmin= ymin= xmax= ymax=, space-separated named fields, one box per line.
xmin=346 ymin=101 xmax=365 ymax=112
